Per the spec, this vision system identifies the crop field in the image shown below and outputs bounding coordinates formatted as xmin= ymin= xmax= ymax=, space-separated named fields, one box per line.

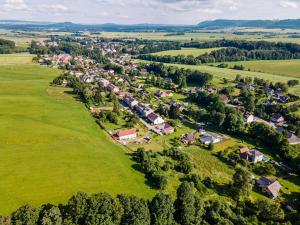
xmin=212 ymin=59 xmax=300 ymax=78
xmin=152 ymin=47 xmax=222 ymax=57
xmin=0 ymin=55 xmax=155 ymax=215
xmin=94 ymin=32 xmax=300 ymax=44
xmin=0 ymin=54 xmax=33 ymax=65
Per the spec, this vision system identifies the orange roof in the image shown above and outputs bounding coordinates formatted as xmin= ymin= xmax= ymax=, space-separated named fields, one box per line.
xmin=240 ymin=146 xmax=250 ymax=153
xmin=117 ymin=129 xmax=136 ymax=137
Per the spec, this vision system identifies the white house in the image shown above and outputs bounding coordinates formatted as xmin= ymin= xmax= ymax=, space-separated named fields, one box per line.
xmin=200 ymin=134 xmax=221 ymax=145
xmin=124 ymin=95 xmax=138 ymax=108
xmin=117 ymin=129 xmax=137 ymax=141
xmin=147 ymin=112 xmax=165 ymax=125
xmin=99 ymin=78 xmax=110 ymax=87
xmin=244 ymin=112 xmax=254 ymax=124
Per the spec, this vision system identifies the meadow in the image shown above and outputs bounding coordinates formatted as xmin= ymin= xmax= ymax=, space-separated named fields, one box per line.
xmin=212 ymin=59 xmax=300 ymax=78
xmin=152 ymin=47 xmax=222 ymax=57
xmin=163 ymin=63 xmax=300 ymax=96
xmin=0 ymin=55 xmax=155 ymax=215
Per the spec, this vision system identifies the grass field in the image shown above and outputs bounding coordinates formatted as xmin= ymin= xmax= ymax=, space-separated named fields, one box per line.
xmin=152 ymin=48 xmax=223 ymax=57
xmin=0 ymin=55 xmax=155 ymax=215
xmin=162 ymin=63 xmax=300 ymax=96
xmin=0 ymin=54 xmax=33 ymax=65
xmin=212 ymin=59 xmax=300 ymax=79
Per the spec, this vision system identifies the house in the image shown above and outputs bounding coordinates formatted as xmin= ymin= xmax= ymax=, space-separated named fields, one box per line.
xmin=244 ymin=112 xmax=254 ymax=124
xmin=240 ymin=148 xmax=264 ymax=163
xmin=58 ymin=54 xmax=72 ymax=64
xmin=117 ymin=91 xmax=126 ymax=97
xmin=107 ymin=84 xmax=120 ymax=93
xmin=134 ymin=83 xmax=144 ymax=89
xmin=207 ymin=87 xmax=216 ymax=94
xmin=181 ymin=133 xmax=196 ymax=145
xmin=276 ymin=127 xmax=300 ymax=145
xmin=242 ymin=84 xmax=255 ymax=91
xmin=271 ymin=114 xmax=285 ymax=124
xmin=156 ymin=90 xmax=173 ymax=98
xmin=157 ymin=123 xmax=175 ymax=135
xmin=256 ymin=177 xmax=282 ymax=199
xmin=124 ymin=95 xmax=138 ymax=108
xmin=197 ymin=129 xmax=206 ymax=135
xmin=147 ymin=112 xmax=165 ymax=125
xmin=142 ymin=106 xmax=154 ymax=117
xmin=117 ymin=129 xmax=137 ymax=141
xmin=264 ymin=88 xmax=274 ymax=96
xmin=220 ymin=94 xmax=229 ymax=104
xmin=200 ymin=134 xmax=221 ymax=145
xmin=135 ymin=103 xmax=153 ymax=117
xmin=263 ymin=99 xmax=277 ymax=106
xmin=278 ymin=95 xmax=289 ymax=103
xmin=164 ymin=78 xmax=172 ymax=83
xmin=239 ymin=146 xmax=250 ymax=154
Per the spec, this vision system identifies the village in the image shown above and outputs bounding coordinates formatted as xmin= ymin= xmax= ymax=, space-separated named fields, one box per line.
xmin=35 ymin=37 xmax=300 ymax=202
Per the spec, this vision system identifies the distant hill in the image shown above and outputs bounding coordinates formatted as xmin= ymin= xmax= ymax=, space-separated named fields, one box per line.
xmin=1 ymin=19 xmax=300 ymax=32
xmin=197 ymin=19 xmax=300 ymax=29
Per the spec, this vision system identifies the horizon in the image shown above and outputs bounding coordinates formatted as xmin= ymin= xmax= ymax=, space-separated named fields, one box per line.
xmin=1 ymin=18 xmax=300 ymax=26
xmin=1 ymin=0 xmax=300 ymax=24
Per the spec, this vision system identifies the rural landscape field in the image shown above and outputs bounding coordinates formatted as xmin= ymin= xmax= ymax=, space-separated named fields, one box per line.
xmin=1 ymin=1 xmax=300 ymax=224
xmin=0 ymin=55 xmax=154 ymax=215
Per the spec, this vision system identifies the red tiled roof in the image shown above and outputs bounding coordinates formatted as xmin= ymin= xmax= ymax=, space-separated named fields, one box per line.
xmin=117 ymin=129 xmax=136 ymax=137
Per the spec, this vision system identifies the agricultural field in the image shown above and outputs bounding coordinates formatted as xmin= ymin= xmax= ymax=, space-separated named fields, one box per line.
xmin=212 ymin=59 xmax=300 ymax=79
xmin=0 ymin=55 xmax=155 ymax=215
xmin=94 ymin=31 xmax=300 ymax=44
xmin=152 ymin=47 xmax=222 ymax=57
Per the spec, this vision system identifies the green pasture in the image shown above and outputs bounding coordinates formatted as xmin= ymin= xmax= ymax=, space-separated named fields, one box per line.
xmin=164 ymin=63 xmax=300 ymax=96
xmin=152 ymin=47 xmax=223 ymax=57
xmin=0 ymin=55 xmax=155 ymax=215
xmin=213 ymin=59 xmax=300 ymax=78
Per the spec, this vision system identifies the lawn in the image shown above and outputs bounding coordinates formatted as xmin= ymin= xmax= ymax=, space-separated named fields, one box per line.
xmin=152 ymin=47 xmax=223 ymax=57
xmin=213 ymin=59 xmax=300 ymax=79
xmin=0 ymin=55 xmax=155 ymax=215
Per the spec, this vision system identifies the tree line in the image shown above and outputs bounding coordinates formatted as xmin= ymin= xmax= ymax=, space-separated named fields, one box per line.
xmin=5 ymin=180 xmax=298 ymax=225
xmin=0 ymin=38 xmax=16 ymax=54
xmin=144 ymin=63 xmax=213 ymax=87
xmin=139 ymin=40 xmax=300 ymax=64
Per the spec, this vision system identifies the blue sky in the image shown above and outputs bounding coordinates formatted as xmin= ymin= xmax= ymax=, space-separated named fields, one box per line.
xmin=0 ymin=0 xmax=300 ymax=24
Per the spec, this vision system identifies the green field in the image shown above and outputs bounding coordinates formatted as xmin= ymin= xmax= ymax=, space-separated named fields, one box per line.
xmin=0 ymin=55 xmax=155 ymax=215
xmin=212 ymin=59 xmax=300 ymax=78
xmin=152 ymin=47 xmax=222 ymax=57
xmin=94 ymin=32 xmax=300 ymax=44
xmin=162 ymin=63 xmax=300 ymax=96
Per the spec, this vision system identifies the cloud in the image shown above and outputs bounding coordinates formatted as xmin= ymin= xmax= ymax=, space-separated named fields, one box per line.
xmin=3 ymin=0 xmax=28 ymax=11
xmin=40 ymin=4 xmax=69 ymax=13
xmin=280 ymin=0 xmax=298 ymax=8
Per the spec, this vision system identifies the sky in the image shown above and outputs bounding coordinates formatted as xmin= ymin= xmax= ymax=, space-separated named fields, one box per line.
xmin=0 ymin=0 xmax=300 ymax=24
